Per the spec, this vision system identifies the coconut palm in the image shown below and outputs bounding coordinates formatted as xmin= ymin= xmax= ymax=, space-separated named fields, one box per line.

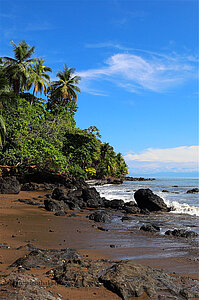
xmin=2 ymin=40 xmax=36 ymax=94
xmin=27 ymin=59 xmax=52 ymax=105
xmin=0 ymin=115 xmax=6 ymax=147
xmin=48 ymin=65 xmax=81 ymax=109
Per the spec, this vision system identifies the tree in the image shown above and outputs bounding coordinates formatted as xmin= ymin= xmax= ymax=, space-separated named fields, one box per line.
xmin=2 ymin=40 xmax=36 ymax=94
xmin=27 ymin=59 xmax=52 ymax=105
xmin=0 ymin=115 xmax=6 ymax=147
xmin=48 ymin=64 xmax=81 ymax=112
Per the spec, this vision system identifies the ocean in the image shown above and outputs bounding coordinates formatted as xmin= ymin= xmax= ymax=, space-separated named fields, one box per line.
xmin=92 ymin=177 xmax=199 ymax=240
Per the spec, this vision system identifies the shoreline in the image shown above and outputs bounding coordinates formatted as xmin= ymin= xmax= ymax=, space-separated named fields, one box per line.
xmin=0 ymin=190 xmax=199 ymax=299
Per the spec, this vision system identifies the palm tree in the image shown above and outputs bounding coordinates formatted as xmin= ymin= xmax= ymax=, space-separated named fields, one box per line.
xmin=2 ymin=40 xmax=36 ymax=94
xmin=0 ymin=115 xmax=6 ymax=147
xmin=27 ymin=59 xmax=52 ymax=105
xmin=48 ymin=65 xmax=81 ymax=109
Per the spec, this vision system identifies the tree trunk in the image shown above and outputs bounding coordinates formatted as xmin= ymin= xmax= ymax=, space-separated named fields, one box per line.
xmin=30 ymin=87 xmax=35 ymax=106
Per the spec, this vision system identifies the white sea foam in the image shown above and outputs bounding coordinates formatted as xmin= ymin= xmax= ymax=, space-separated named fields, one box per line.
xmin=157 ymin=192 xmax=199 ymax=217
xmin=95 ymin=184 xmax=199 ymax=217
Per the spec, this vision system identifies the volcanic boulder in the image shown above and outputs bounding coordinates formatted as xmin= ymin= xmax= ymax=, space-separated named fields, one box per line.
xmin=0 ymin=176 xmax=21 ymax=194
xmin=134 ymin=189 xmax=168 ymax=212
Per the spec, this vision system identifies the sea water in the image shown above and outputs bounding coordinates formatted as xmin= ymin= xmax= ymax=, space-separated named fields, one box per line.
xmin=94 ymin=177 xmax=199 ymax=216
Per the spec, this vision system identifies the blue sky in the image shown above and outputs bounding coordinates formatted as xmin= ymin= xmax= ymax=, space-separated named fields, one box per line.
xmin=0 ymin=0 xmax=198 ymax=176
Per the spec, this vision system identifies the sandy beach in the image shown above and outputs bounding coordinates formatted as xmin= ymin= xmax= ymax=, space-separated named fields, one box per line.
xmin=0 ymin=190 xmax=198 ymax=299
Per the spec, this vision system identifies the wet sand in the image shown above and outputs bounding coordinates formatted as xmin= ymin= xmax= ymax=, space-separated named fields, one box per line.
xmin=0 ymin=191 xmax=198 ymax=299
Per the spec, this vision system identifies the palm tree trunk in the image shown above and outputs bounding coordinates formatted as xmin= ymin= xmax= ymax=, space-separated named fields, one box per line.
xmin=30 ymin=87 xmax=35 ymax=106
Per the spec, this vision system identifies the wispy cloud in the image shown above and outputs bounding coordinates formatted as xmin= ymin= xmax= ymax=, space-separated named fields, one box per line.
xmin=124 ymin=146 xmax=199 ymax=174
xmin=78 ymin=51 xmax=197 ymax=95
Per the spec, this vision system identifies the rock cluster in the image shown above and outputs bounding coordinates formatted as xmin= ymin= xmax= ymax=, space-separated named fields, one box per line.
xmin=0 ymin=176 xmax=21 ymax=194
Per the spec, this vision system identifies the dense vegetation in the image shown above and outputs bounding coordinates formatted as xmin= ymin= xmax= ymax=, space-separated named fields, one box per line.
xmin=0 ymin=40 xmax=128 ymax=179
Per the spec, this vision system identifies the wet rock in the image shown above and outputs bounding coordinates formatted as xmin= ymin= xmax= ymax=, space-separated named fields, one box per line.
xmin=187 ymin=188 xmax=199 ymax=194
xmin=97 ymin=226 xmax=109 ymax=231
xmin=165 ymin=229 xmax=198 ymax=238
xmin=100 ymin=260 xmax=199 ymax=300
xmin=50 ymin=258 xmax=112 ymax=288
xmin=18 ymin=198 xmax=40 ymax=206
xmin=134 ymin=189 xmax=168 ymax=212
xmin=10 ymin=248 xmax=81 ymax=269
xmin=124 ymin=201 xmax=135 ymax=206
xmin=121 ymin=216 xmax=133 ymax=221
xmin=89 ymin=211 xmax=111 ymax=223
xmin=124 ymin=206 xmax=140 ymax=214
xmin=16 ymin=244 xmax=39 ymax=251
xmin=44 ymin=199 xmax=69 ymax=211
xmin=106 ymin=199 xmax=125 ymax=210
xmin=0 ymin=176 xmax=21 ymax=194
xmin=140 ymin=224 xmax=160 ymax=232
xmin=54 ymin=211 xmax=67 ymax=216
xmin=82 ymin=187 xmax=100 ymax=201
xmin=0 ymin=271 xmax=59 ymax=299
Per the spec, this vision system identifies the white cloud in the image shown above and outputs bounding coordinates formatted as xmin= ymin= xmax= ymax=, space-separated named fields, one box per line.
xmin=124 ymin=146 xmax=199 ymax=174
xmin=78 ymin=51 xmax=197 ymax=94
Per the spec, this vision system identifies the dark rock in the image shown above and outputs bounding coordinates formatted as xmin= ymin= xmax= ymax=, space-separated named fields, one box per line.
xmin=21 ymin=182 xmax=55 ymax=191
xmin=18 ymin=198 xmax=39 ymax=206
xmin=106 ymin=199 xmax=125 ymax=210
xmin=82 ymin=187 xmax=101 ymax=201
xmin=85 ymin=199 xmax=100 ymax=208
xmin=97 ymin=226 xmax=109 ymax=231
xmin=100 ymin=260 xmax=199 ymax=300
xmin=0 ymin=176 xmax=20 ymax=194
xmin=51 ymin=258 xmax=112 ymax=288
xmin=51 ymin=187 xmax=68 ymax=200
xmin=110 ymin=244 xmax=116 ymax=248
xmin=44 ymin=199 xmax=69 ymax=211
xmin=165 ymin=229 xmax=198 ymax=238
xmin=124 ymin=201 xmax=136 ymax=206
xmin=0 ymin=272 xmax=58 ymax=300
xmin=121 ymin=216 xmax=133 ymax=221
xmin=10 ymin=248 xmax=81 ymax=269
xmin=16 ymin=244 xmax=39 ymax=251
xmin=124 ymin=206 xmax=140 ymax=214
xmin=125 ymin=177 xmax=156 ymax=181
xmin=187 ymin=188 xmax=199 ymax=194
xmin=107 ymin=177 xmax=123 ymax=184
xmin=134 ymin=189 xmax=168 ymax=212
xmin=140 ymin=224 xmax=160 ymax=232
xmin=89 ymin=211 xmax=111 ymax=223
xmin=54 ymin=211 xmax=67 ymax=216
xmin=162 ymin=190 xmax=169 ymax=193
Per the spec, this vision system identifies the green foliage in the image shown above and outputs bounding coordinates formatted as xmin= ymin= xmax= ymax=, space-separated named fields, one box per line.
xmin=63 ymin=128 xmax=101 ymax=171
xmin=0 ymin=97 xmax=67 ymax=171
xmin=0 ymin=40 xmax=128 ymax=179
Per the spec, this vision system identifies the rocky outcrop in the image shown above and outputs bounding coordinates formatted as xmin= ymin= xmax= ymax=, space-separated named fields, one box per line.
xmin=0 ymin=176 xmax=21 ymax=194
xmin=100 ymin=260 xmax=199 ymax=300
xmin=134 ymin=189 xmax=168 ymax=212
xmin=186 ymin=188 xmax=199 ymax=194
xmin=125 ymin=177 xmax=156 ymax=181
xmin=89 ymin=211 xmax=111 ymax=223
xmin=140 ymin=224 xmax=160 ymax=233
xmin=51 ymin=258 xmax=112 ymax=288
xmin=10 ymin=247 xmax=81 ymax=269
xmin=165 ymin=229 xmax=198 ymax=238
xmin=44 ymin=199 xmax=69 ymax=211
xmin=105 ymin=199 xmax=125 ymax=210
xmin=0 ymin=272 xmax=59 ymax=300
